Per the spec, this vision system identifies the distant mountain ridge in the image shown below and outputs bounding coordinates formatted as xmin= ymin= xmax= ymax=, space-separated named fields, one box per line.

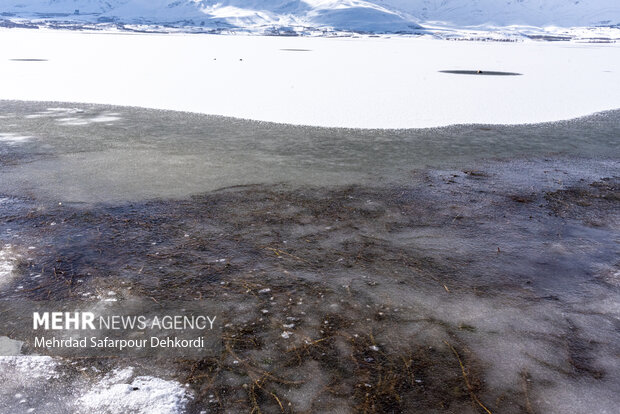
xmin=2 ymin=0 xmax=619 ymax=33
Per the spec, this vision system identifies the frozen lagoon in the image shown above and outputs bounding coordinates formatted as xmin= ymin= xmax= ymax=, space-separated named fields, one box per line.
xmin=1 ymin=29 xmax=620 ymax=129
xmin=0 ymin=101 xmax=618 ymax=413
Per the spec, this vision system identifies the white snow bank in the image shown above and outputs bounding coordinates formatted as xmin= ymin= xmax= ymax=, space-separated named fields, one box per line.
xmin=76 ymin=367 xmax=192 ymax=414
xmin=0 ymin=29 xmax=619 ymax=129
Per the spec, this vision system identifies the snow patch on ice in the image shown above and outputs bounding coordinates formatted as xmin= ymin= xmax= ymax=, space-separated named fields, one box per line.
xmin=76 ymin=367 xmax=192 ymax=414
xmin=46 ymin=107 xmax=84 ymax=113
xmin=0 ymin=356 xmax=67 ymax=412
xmin=0 ymin=356 xmax=59 ymax=381
xmin=57 ymin=117 xmax=90 ymax=126
xmin=57 ymin=113 xmax=122 ymax=126
xmin=0 ymin=337 xmax=22 ymax=356
xmin=0 ymin=245 xmax=17 ymax=287
xmin=0 ymin=133 xmax=32 ymax=145
xmin=24 ymin=107 xmax=85 ymax=119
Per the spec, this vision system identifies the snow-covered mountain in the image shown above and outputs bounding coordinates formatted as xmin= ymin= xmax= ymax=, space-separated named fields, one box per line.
xmin=1 ymin=1 xmax=619 ymax=33
xmin=381 ymin=0 xmax=619 ymax=28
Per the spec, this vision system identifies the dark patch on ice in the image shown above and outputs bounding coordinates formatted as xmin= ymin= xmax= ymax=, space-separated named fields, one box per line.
xmin=439 ymin=70 xmax=522 ymax=76
xmin=544 ymin=178 xmax=619 ymax=227
xmin=9 ymin=58 xmax=48 ymax=62
xmin=280 ymin=48 xmax=312 ymax=51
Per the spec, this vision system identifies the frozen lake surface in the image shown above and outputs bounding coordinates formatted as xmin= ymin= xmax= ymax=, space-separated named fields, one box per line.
xmin=1 ymin=29 xmax=620 ymax=128
xmin=0 ymin=101 xmax=618 ymax=413
xmin=0 ymin=101 xmax=618 ymax=203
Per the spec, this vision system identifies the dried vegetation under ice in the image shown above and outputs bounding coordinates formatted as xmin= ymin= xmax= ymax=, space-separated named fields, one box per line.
xmin=0 ymin=102 xmax=618 ymax=413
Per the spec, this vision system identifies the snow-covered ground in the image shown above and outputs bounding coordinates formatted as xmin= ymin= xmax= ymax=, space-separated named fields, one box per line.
xmin=0 ymin=358 xmax=192 ymax=413
xmin=1 ymin=28 xmax=619 ymax=128
xmin=77 ymin=367 xmax=192 ymax=414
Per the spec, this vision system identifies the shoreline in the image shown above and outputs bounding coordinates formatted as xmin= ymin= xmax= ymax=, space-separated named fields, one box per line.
xmin=1 ymin=101 xmax=618 ymax=205
xmin=3 ymin=98 xmax=620 ymax=132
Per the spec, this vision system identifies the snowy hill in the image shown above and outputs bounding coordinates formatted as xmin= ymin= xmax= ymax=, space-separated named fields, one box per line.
xmin=381 ymin=0 xmax=619 ymax=28
xmin=1 ymin=0 xmax=619 ymax=34
xmin=0 ymin=0 xmax=421 ymax=32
